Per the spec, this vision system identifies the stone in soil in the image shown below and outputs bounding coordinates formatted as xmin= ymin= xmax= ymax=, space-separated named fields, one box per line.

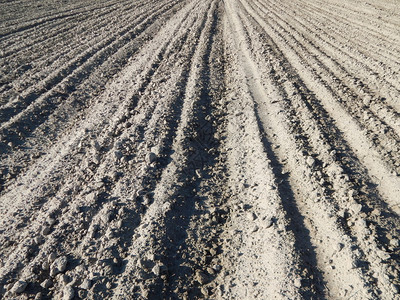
xmin=11 ymin=280 xmax=28 ymax=294
xmin=63 ymin=286 xmax=74 ymax=300
xmin=147 ymin=152 xmax=157 ymax=164
xmin=41 ymin=279 xmax=53 ymax=288
xmin=195 ymin=270 xmax=209 ymax=285
xmin=80 ymin=279 xmax=92 ymax=290
xmin=50 ymin=256 xmax=68 ymax=277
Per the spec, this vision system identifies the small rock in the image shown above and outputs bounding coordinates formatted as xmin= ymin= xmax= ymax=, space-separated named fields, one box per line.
xmin=294 ymin=278 xmax=302 ymax=288
xmin=137 ymin=258 xmax=153 ymax=270
xmin=200 ymin=286 xmax=209 ymax=297
xmin=34 ymin=236 xmax=43 ymax=245
xmin=147 ymin=152 xmax=157 ymax=164
xmin=106 ymin=282 xmax=112 ymax=289
xmin=247 ymin=212 xmax=257 ymax=221
xmin=306 ymin=156 xmax=315 ymax=168
xmin=80 ymin=279 xmax=91 ymax=290
xmin=63 ymin=286 xmax=74 ymax=300
xmin=42 ymin=226 xmax=51 ymax=235
xmin=143 ymin=193 xmax=152 ymax=205
xmin=42 ymin=261 xmax=50 ymax=271
xmin=195 ymin=270 xmax=209 ymax=285
xmin=363 ymin=96 xmax=372 ymax=106
xmin=35 ymin=292 xmax=43 ymax=300
xmin=265 ymin=218 xmax=274 ymax=228
xmin=50 ymin=256 xmax=68 ymax=277
xmin=47 ymin=218 xmax=56 ymax=226
xmin=48 ymin=252 xmax=57 ymax=263
xmin=114 ymin=150 xmax=123 ymax=160
xmin=351 ymin=203 xmax=362 ymax=215
xmin=101 ymin=210 xmax=113 ymax=223
xmin=212 ymin=264 xmax=222 ymax=272
xmin=11 ymin=280 xmax=28 ymax=294
xmin=251 ymin=226 xmax=259 ymax=233
xmin=41 ymin=279 xmax=53 ymax=289
xmin=86 ymin=192 xmax=97 ymax=203
xmin=335 ymin=243 xmax=344 ymax=252
xmin=92 ymin=140 xmax=101 ymax=151
xmin=59 ymin=274 xmax=69 ymax=285
xmin=390 ymin=238 xmax=399 ymax=248
xmin=152 ymin=264 xmax=167 ymax=276
xmin=378 ymin=250 xmax=391 ymax=261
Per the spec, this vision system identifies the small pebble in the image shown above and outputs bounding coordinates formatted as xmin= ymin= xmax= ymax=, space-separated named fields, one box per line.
xmin=80 ymin=279 xmax=91 ymax=290
xmin=212 ymin=264 xmax=222 ymax=272
xmin=137 ymin=258 xmax=153 ymax=270
xmin=335 ymin=243 xmax=344 ymax=252
xmin=264 ymin=216 xmax=274 ymax=228
xmin=306 ymin=156 xmax=315 ymax=168
xmin=378 ymin=250 xmax=391 ymax=261
xmin=102 ymin=210 xmax=113 ymax=223
xmin=41 ymin=279 xmax=53 ymax=289
xmin=47 ymin=218 xmax=56 ymax=226
xmin=92 ymin=140 xmax=101 ymax=151
xmin=363 ymin=96 xmax=372 ymax=106
xmin=294 ymin=278 xmax=302 ymax=288
xmin=195 ymin=271 xmax=209 ymax=285
xmin=42 ymin=226 xmax=51 ymax=235
xmin=34 ymin=236 xmax=43 ymax=245
xmin=59 ymin=274 xmax=69 ymax=285
xmin=247 ymin=212 xmax=257 ymax=221
xmin=63 ymin=286 xmax=74 ymax=300
xmin=351 ymin=203 xmax=362 ymax=215
xmin=251 ymin=225 xmax=259 ymax=233
xmin=143 ymin=193 xmax=152 ymax=205
xmin=11 ymin=280 xmax=28 ymax=294
xmin=147 ymin=152 xmax=157 ymax=164
xmin=50 ymin=256 xmax=68 ymax=277
xmin=42 ymin=261 xmax=49 ymax=271
xmin=390 ymin=238 xmax=399 ymax=248
xmin=48 ymin=252 xmax=57 ymax=263
xmin=152 ymin=264 xmax=167 ymax=276
xmin=114 ymin=150 xmax=123 ymax=160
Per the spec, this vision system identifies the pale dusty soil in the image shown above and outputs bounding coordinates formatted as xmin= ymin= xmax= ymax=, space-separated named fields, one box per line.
xmin=1 ymin=0 xmax=400 ymax=299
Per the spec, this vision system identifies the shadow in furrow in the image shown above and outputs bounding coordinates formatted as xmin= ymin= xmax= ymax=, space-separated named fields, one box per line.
xmin=146 ymin=3 xmax=223 ymax=299
xmin=252 ymin=104 xmax=327 ymax=299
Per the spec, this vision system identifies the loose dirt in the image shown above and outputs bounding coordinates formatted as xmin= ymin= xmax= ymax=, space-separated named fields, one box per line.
xmin=1 ymin=0 xmax=400 ymax=299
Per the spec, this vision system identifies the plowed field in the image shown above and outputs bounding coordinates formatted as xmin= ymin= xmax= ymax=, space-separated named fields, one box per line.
xmin=1 ymin=0 xmax=400 ymax=299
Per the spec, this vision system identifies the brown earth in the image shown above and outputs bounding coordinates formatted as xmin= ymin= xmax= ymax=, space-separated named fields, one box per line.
xmin=1 ymin=0 xmax=400 ymax=299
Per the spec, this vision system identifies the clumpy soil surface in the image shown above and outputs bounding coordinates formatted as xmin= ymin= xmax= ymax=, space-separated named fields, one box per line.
xmin=1 ymin=0 xmax=400 ymax=299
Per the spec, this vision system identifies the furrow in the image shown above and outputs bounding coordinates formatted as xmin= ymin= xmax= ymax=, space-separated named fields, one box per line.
xmin=0 ymin=0 xmax=201 ymax=297
xmin=111 ymin=1 xmax=228 ymax=298
xmin=0 ymin=0 xmax=140 ymax=61
xmin=241 ymin=0 xmax=400 ymax=212
xmin=0 ymin=0 xmax=175 ymax=126
xmin=0 ymin=0 xmax=183 ymax=186
xmin=301 ymin=0 xmax=400 ymax=51
xmin=253 ymin=0 xmax=400 ymax=173
xmin=293 ymin=0 xmax=400 ymax=70
xmin=231 ymin=1 xmax=381 ymax=298
xmin=0 ymin=0 xmax=128 ymax=38
xmin=262 ymin=0 xmax=400 ymax=109
xmin=238 ymin=3 xmax=400 ymax=297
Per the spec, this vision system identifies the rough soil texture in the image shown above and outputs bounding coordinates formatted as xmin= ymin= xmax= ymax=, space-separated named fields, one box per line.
xmin=1 ymin=0 xmax=400 ymax=299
